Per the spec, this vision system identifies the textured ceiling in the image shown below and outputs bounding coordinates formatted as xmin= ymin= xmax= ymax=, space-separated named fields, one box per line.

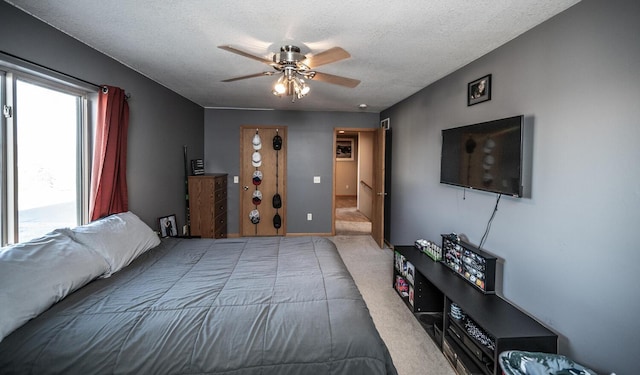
xmin=5 ymin=0 xmax=580 ymax=112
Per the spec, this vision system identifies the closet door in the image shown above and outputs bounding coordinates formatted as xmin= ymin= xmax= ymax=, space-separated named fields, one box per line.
xmin=240 ymin=126 xmax=287 ymax=236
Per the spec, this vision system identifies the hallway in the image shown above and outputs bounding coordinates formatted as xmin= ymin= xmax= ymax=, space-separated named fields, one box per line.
xmin=335 ymin=196 xmax=371 ymax=235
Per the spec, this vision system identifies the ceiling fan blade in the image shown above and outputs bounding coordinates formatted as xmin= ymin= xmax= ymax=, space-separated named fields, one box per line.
xmin=218 ymin=45 xmax=274 ymax=65
xmin=302 ymin=47 xmax=351 ymax=68
xmin=222 ymin=72 xmax=274 ymax=82
xmin=311 ymin=72 xmax=360 ymax=88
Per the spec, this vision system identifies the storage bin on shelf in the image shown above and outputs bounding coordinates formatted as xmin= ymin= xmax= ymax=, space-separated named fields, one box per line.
xmin=441 ymin=234 xmax=496 ymax=293
xmin=415 ymin=238 xmax=443 ymax=261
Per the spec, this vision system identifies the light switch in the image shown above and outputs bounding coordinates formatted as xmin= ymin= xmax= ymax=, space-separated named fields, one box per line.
xmin=313 ymin=176 xmax=321 ymax=184
xmin=233 ymin=176 xmax=239 ymax=183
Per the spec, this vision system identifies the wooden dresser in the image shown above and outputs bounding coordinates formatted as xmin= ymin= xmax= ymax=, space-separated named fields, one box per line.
xmin=188 ymin=173 xmax=227 ymax=238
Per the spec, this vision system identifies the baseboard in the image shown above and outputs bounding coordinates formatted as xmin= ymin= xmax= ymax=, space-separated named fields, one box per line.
xmin=226 ymin=233 xmax=332 ymax=238
xmin=286 ymin=232 xmax=333 ymax=237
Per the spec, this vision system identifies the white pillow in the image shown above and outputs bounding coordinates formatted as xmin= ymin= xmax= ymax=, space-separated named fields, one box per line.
xmin=0 ymin=229 xmax=110 ymax=342
xmin=69 ymin=211 xmax=160 ymax=277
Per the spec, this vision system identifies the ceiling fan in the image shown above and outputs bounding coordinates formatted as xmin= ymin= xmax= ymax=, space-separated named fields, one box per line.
xmin=218 ymin=45 xmax=360 ymax=101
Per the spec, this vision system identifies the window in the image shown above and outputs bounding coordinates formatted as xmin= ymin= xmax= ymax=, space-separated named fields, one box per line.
xmin=1 ymin=57 xmax=95 ymax=245
xmin=15 ymin=80 xmax=80 ymax=242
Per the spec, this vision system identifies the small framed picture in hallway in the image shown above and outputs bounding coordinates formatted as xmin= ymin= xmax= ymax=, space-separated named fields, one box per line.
xmin=336 ymin=138 xmax=354 ymax=161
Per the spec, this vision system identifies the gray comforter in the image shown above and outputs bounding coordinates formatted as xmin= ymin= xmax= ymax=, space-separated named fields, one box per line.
xmin=0 ymin=236 xmax=397 ymax=375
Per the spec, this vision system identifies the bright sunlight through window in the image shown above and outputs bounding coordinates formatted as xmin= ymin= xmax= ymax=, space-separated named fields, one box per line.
xmin=16 ymin=80 xmax=79 ymax=242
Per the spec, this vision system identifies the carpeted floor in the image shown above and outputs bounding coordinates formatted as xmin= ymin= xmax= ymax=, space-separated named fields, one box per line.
xmin=331 ymin=235 xmax=455 ymax=375
xmin=336 ymin=206 xmax=370 ymax=222
xmin=335 ymin=196 xmax=372 ymax=235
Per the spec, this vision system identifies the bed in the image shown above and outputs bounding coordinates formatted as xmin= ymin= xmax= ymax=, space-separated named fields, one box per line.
xmin=0 ymin=212 xmax=396 ymax=375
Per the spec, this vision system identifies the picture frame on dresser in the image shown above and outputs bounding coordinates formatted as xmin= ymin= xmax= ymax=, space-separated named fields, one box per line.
xmin=158 ymin=214 xmax=178 ymax=237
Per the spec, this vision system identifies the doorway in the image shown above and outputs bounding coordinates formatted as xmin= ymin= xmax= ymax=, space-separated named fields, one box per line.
xmin=333 ymin=130 xmax=374 ymax=236
xmin=333 ymin=127 xmax=387 ymax=247
xmin=335 ymin=196 xmax=372 ymax=234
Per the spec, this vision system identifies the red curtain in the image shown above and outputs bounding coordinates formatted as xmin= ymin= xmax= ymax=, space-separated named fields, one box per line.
xmin=89 ymin=85 xmax=129 ymax=221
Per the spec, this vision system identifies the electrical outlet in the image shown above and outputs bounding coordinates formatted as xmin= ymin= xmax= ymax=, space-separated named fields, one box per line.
xmin=307 ymin=213 xmax=313 ymax=221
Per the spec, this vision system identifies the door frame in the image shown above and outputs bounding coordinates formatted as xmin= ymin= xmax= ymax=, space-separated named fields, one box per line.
xmin=332 ymin=127 xmax=386 ymax=247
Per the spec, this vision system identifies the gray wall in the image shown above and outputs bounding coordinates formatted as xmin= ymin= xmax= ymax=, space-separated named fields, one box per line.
xmin=5 ymin=0 xmax=638 ymax=372
xmin=0 ymin=2 xmax=204 ymax=229
xmin=382 ymin=0 xmax=640 ymax=373
xmin=204 ymin=109 xmax=378 ymax=234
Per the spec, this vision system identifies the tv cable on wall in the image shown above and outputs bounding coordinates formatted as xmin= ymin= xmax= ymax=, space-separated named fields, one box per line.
xmin=478 ymin=193 xmax=501 ymax=250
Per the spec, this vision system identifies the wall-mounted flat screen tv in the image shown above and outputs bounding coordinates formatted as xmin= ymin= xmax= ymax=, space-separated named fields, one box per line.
xmin=440 ymin=115 xmax=524 ymax=197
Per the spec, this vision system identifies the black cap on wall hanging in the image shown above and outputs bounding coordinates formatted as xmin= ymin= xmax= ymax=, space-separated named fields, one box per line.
xmin=273 ymin=129 xmax=282 ymax=231
xmin=272 ymin=193 xmax=282 ymax=209
xmin=273 ymin=132 xmax=282 ymax=150
xmin=273 ymin=213 xmax=282 ymax=229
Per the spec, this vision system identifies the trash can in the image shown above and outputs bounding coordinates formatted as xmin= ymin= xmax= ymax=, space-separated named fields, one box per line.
xmin=499 ymin=351 xmax=598 ymax=375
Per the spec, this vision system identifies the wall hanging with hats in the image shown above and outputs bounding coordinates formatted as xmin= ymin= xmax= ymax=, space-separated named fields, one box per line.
xmin=240 ymin=126 xmax=287 ymax=237
xmin=250 ymin=130 xmax=262 ymax=235
xmin=273 ymin=129 xmax=283 ymax=232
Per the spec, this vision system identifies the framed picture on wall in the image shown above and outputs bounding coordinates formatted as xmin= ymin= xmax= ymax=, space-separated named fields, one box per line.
xmin=336 ymin=139 xmax=354 ymax=161
xmin=467 ymin=74 xmax=491 ymax=106
xmin=158 ymin=214 xmax=178 ymax=237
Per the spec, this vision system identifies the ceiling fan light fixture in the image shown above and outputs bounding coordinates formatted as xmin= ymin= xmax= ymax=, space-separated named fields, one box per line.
xmin=274 ymin=83 xmax=287 ymax=95
xmin=273 ymin=75 xmax=287 ymax=95
xmin=272 ymin=73 xmax=310 ymax=99
xmin=220 ymin=44 xmax=358 ymax=102
xmin=292 ymin=76 xmax=310 ymax=99
xmin=296 ymin=78 xmax=310 ymax=96
xmin=300 ymin=83 xmax=311 ymax=96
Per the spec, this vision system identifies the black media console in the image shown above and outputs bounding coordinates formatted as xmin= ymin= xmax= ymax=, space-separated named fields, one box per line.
xmin=393 ymin=243 xmax=557 ymax=375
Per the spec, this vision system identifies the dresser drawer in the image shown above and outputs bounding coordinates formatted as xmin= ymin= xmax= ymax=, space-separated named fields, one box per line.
xmin=214 ymin=225 xmax=227 ymax=239
xmin=214 ymin=175 xmax=227 ymax=191
xmin=214 ymin=198 xmax=227 ymax=218
xmin=214 ymin=188 xmax=227 ymax=203
xmin=214 ymin=209 xmax=227 ymax=238
xmin=214 ymin=211 xmax=226 ymax=229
